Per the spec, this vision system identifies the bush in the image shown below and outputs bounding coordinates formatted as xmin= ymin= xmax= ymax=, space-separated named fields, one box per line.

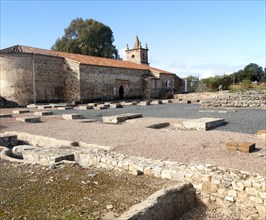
xmin=241 ymin=79 xmax=252 ymax=89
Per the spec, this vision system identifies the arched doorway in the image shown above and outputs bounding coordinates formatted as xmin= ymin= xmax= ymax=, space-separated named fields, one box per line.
xmin=118 ymin=86 xmax=124 ymax=99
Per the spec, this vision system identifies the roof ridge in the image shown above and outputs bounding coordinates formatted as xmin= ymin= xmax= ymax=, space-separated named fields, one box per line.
xmin=0 ymin=45 xmax=173 ymax=74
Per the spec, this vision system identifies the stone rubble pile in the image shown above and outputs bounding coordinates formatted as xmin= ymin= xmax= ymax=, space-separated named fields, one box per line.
xmin=201 ymin=90 xmax=266 ymax=108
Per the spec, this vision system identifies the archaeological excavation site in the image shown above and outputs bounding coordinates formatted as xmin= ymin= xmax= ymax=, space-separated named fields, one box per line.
xmin=0 ymin=90 xmax=265 ymax=220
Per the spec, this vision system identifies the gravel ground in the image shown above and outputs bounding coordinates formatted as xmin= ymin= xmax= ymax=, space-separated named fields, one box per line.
xmin=49 ymin=103 xmax=266 ymax=134
xmin=1 ymin=104 xmax=265 ymax=175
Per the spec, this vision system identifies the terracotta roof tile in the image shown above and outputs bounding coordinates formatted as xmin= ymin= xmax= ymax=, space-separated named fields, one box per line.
xmin=0 ymin=45 xmax=173 ymax=74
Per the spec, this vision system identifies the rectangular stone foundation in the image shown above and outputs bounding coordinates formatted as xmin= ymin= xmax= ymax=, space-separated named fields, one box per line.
xmin=183 ymin=118 xmax=225 ymax=131
xmin=34 ymin=111 xmax=53 ymax=116
xmin=16 ymin=117 xmax=41 ymax=123
xmin=13 ymin=110 xmax=30 ymax=114
xmin=103 ymin=113 xmax=142 ymax=124
xmin=62 ymin=114 xmax=84 ymax=120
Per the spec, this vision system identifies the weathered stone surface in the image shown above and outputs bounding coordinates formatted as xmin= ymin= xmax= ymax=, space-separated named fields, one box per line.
xmin=183 ymin=118 xmax=225 ymax=131
xmin=118 ymin=184 xmax=196 ymax=220
xmin=22 ymin=147 xmax=75 ymax=165
xmin=102 ymin=113 xmax=142 ymax=124
xmin=12 ymin=110 xmax=30 ymax=114
xmin=34 ymin=111 xmax=53 ymax=116
xmin=0 ymin=134 xmax=18 ymax=148
xmin=12 ymin=145 xmax=35 ymax=158
xmin=62 ymin=114 xmax=84 ymax=120
xmin=16 ymin=117 xmax=41 ymax=123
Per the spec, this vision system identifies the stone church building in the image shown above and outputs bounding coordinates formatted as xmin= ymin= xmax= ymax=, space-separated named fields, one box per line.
xmin=0 ymin=36 xmax=183 ymax=105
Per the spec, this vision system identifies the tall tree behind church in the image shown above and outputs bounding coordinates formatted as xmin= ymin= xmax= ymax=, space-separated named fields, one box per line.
xmin=51 ymin=18 xmax=119 ymax=59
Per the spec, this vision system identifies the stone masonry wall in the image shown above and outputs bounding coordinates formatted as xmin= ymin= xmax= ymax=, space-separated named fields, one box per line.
xmin=0 ymin=54 xmax=34 ymax=105
xmin=202 ymin=90 xmax=266 ymax=108
xmin=76 ymin=149 xmax=266 ymax=220
xmin=80 ymin=64 xmax=149 ymax=100
xmin=64 ymin=59 xmax=80 ymax=102
xmin=34 ymin=55 xmax=65 ymax=101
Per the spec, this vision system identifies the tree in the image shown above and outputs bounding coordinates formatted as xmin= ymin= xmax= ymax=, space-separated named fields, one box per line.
xmin=231 ymin=63 xmax=264 ymax=83
xmin=51 ymin=18 xmax=119 ymax=59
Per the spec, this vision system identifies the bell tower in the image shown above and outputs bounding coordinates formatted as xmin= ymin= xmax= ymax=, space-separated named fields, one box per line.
xmin=125 ymin=36 xmax=149 ymax=66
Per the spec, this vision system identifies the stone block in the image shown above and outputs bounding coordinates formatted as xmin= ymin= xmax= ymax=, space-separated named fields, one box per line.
xmin=94 ymin=105 xmax=108 ymax=110
xmin=151 ymin=100 xmax=163 ymax=105
xmin=102 ymin=113 xmax=142 ymax=124
xmin=110 ymin=103 xmax=123 ymax=108
xmin=34 ymin=111 xmax=53 ymax=116
xmin=0 ymin=114 xmax=12 ymax=118
xmin=12 ymin=109 xmax=30 ymax=114
xmin=146 ymin=123 xmax=170 ymax=129
xmin=183 ymin=118 xmax=225 ymax=131
xmin=27 ymin=104 xmax=38 ymax=108
xmin=138 ymin=101 xmax=151 ymax=106
xmin=37 ymin=105 xmax=52 ymax=109
xmin=162 ymin=99 xmax=172 ymax=104
xmin=202 ymin=181 xmax=218 ymax=193
xmin=78 ymin=105 xmax=93 ymax=110
xmin=57 ymin=107 xmax=74 ymax=110
xmin=62 ymin=114 xmax=84 ymax=120
xmin=225 ymin=141 xmax=238 ymax=151
xmin=0 ymin=133 xmax=18 ymax=148
xmin=16 ymin=117 xmax=41 ymax=123
xmin=256 ymin=130 xmax=266 ymax=139
xmin=238 ymin=142 xmax=256 ymax=153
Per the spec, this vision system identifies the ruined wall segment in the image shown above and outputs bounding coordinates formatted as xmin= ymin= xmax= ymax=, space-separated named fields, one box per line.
xmin=0 ymin=54 xmax=34 ymax=105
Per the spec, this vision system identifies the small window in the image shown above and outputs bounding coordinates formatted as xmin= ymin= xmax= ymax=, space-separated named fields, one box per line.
xmin=131 ymin=54 xmax=135 ymax=58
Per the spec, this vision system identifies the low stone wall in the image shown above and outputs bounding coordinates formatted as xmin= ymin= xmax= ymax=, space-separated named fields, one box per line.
xmin=75 ymin=149 xmax=266 ymax=219
xmin=1 ymin=132 xmax=265 ymax=219
xmin=202 ymin=90 xmax=266 ymax=108
xmin=118 ymin=183 xmax=196 ymax=220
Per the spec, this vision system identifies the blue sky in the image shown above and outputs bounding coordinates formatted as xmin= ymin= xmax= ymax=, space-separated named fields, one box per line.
xmin=1 ymin=0 xmax=265 ymax=79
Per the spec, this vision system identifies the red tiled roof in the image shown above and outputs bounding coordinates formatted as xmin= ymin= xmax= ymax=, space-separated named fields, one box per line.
xmin=0 ymin=45 xmax=173 ymax=74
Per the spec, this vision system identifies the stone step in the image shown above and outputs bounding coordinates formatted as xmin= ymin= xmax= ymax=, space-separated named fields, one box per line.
xmin=12 ymin=110 xmax=30 ymax=114
xmin=16 ymin=117 xmax=41 ymax=123
xmin=34 ymin=111 xmax=53 ymax=116
xmin=62 ymin=114 xmax=84 ymax=120
xmin=102 ymin=113 xmax=142 ymax=124
xmin=183 ymin=118 xmax=225 ymax=131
